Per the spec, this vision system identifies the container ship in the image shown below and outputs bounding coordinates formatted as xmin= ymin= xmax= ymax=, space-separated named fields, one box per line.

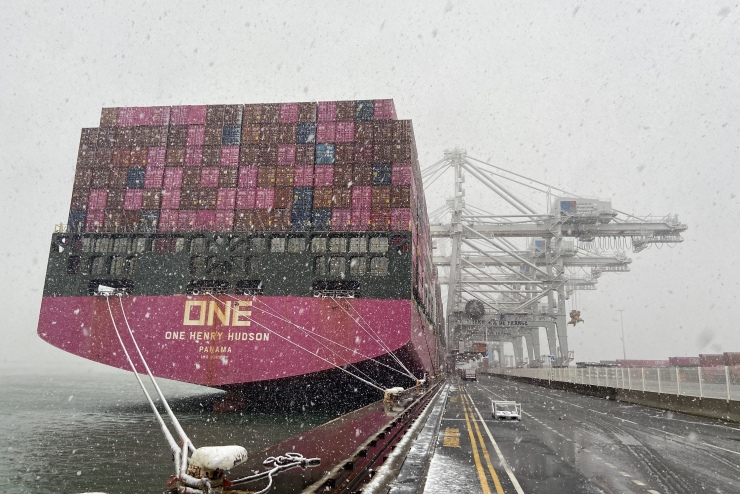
xmin=37 ymin=100 xmax=444 ymax=409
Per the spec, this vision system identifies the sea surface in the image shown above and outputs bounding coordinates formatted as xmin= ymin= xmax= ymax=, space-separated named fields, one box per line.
xmin=0 ymin=371 xmax=334 ymax=494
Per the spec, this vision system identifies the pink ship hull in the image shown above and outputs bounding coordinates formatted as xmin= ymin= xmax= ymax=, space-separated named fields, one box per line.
xmin=37 ymin=294 xmax=436 ymax=386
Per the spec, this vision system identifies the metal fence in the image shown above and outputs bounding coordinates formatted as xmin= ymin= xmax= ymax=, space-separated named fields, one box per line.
xmin=486 ymin=365 xmax=740 ymax=402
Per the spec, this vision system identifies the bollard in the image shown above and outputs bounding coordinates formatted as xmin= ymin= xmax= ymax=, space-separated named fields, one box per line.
xmin=698 ymin=367 xmax=703 ymax=399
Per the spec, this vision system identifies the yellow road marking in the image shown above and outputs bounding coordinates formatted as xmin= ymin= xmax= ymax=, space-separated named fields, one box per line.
xmin=442 ymin=427 xmax=461 ymax=447
xmin=466 ymin=395 xmax=506 ymax=494
xmin=449 ymin=396 xmax=458 ymax=403
xmin=462 ymin=393 xmax=492 ymax=494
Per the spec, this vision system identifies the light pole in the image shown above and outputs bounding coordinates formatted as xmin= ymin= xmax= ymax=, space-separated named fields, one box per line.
xmin=618 ymin=309 xmax=626 ymax=361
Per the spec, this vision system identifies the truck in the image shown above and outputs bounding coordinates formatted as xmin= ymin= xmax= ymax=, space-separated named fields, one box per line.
xmin=461 ymin=368 xmax=477 ymax=381
xmin=491 ymin=400 xmax=522 ymax=420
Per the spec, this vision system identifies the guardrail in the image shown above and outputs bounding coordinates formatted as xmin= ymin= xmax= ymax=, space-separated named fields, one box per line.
xmin=485 ymin=365 xmax=740 ymax=402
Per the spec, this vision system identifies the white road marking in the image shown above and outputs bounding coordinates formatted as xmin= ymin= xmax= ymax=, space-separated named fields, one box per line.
xmin=632 ymin=479 xmax=646 ymax=486
xmin=604 ymin=462 xmax=615 ymax=468
xmin=647 ymin=490 xmax=661 ymax=494
xmin=619 ymin=471 xmax=631 ymax=477
xmin=645 ymin=426 xmax=740 ymax=456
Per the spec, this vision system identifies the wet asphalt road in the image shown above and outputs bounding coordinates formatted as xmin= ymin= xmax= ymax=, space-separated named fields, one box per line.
xmin=422 ymin=375 xmax=740 ymax=494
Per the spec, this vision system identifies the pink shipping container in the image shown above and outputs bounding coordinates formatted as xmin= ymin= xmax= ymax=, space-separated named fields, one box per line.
xmin=699 ymin=354 xmax=725 ymax=366
xmin=216 ymin=188 xmax=236 ymax=210
xmin=116 ymin=107 xmax=136 ymax=127
xmin=392 ymin=164 xmax=413 ymax=185
xmin=158 ymin=210 xmax=179 ymax=232
xmin=351 ymin=186 xmax=372 ymax=210
xmin=88 ymin=190 xmax=108 ymax=211
xmin=279 ymin=103 xmax=299 ymax=124
xmin=335 ymin=121 xmax=355 ymax=142
xmin=221 ymin=146 xmax=240 ymax=167
xmin=178 ymin=210 xmax=196 ymax=231
xmin=161 ymin=189 xmax=181 ymax=209
xmin=331 ymin=209 xmax=351 ymax=231
xmin=374 ymin=99 xmax=397 ymax=120
xmin=200 ymin=167 xmax=219 ymax=188
xmin=147 ymin=147 xmax=166 ymax=167
xmin=170 ymin=105 xmax=207 ymax=125
xmin=236 ymin=189 xmax=257 ymax=209
xmin=391 ymin=208 xmax=412 ymax=231
xmin=293 ymin=165 xmax=314 ymax=186
xmin=86 ymin=210 xmax=104 ymax=230
xmin=214 ymin=210 xmax=234 ymax=230
xmin=317 ymin=122 xmax=336 ymax=142
xmin=350 ymin=210 xmax=371 ymax=231
xmin=187 ymin=126 xmax=205 ymax=146
xmin=616 ymin=360 xmax=669 ymax=368
xmin=668 ymin=356 xmax=701 ymax=367
xmin=163 ymin=168 xmax=183 ymax=189
xmin=195 ymin=211 xmax=216 ymax=231
xmin=124 ymin=189 xmax=143 ymax=210
xmin=314 ymin=166 xmax=334 ymax=186
xmin=238 ymin=166 xmax=259 ymax=188
xmin=278 ymin=145 xmax=296 ymax=165
xmin=185 ymin=146 xmax=203 ymax=167
xmin=255 ymin=188 xmax=275 ymax=210
xmin=318 ymin=101 xmax=337 ymax=122
xmin=144 ymin=167 xmax=165 ymax=189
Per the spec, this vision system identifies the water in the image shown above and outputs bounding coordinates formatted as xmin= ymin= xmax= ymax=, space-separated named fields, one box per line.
xmin=0 ymin=371 xmax=334 ymax=494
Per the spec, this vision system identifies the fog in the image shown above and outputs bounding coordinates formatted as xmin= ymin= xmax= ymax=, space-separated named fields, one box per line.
xmin=1 ymin=0 xmax=738 ymax=373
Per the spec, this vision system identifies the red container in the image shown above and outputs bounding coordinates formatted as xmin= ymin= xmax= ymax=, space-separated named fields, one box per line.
xmin=370 ymin=210 xmax=390 ymax=231
xmin=318 ymin=101 xmax=337 ymax=122
xmin=106 ymin=190 xmax=125 ymax=210
xmin=699 ymin=354 xmax=725 ymax=366
xmin=88 ymin=189 xmax=108 ymax=211
xmin=392 ymin=164 xmax=412 ymax=185
xmin=182 ymin=168 xmax=201 ymax=187
xmin=334 ymin=143 xmax=354 ymax=164
xmin=275 ymin=167 xmax=294 ymax=187
xmin=204 ymin=125 xmax=222 ymax=147
xmin=124 ymin=189 xmax=143 ymax=210
xmin=168 ymin=126 xmax=188 ymax=147
xmin=314 ymin=165 xmax=334 ymax=186
xmin=373 ymin=99 xmax=397 ymax=120
xmin=215 ymin=210 xmax=234 ymax=230
xmin=336 ymin=101 xmax=355 ymax=121
xmin=147 ymin=147 xmax=166 ymax=167
xmin=200 ymin=167 xmax=220 ymax=188
xmin=241 ymin=124 xmax=261 ymax=144
xmin=221 ymin=146 xmax=239 ymax=167
xmin=278 ymin=144 xmax=296 ymax=165
xmin=223 ymin=105 xmax=243 ymax=125
xmin=195 ymin=211 xmax=216 ymax=231
xmin=148 ymin=127 xmax=168 ymax=147
xmin=218 ymin=168 xmax=239 ymax=188
xmin=238 ymin=166 xmax=258 ymax=188
xmin=296 ymin=144 xmax=315 ymax=165
xmin=73 ymin=168 xmax=93 ymax=189
xmin=332 ymin=187 xmax=351 ymax=208
xmin=142 ymin=190 xmax=161 ymax=209
xmin=317 ymin=122 xmax=336 ymax=142
xmin=274 ymin=187 xmax=293 ymax=209
xmin=352 ymin=186 xmax=372 ymax=210
xmin=298 ymin=102 xmax=317 ymax=122
xmin=216 ymin=188 xmax=236 ymax=210
xmin=351 ymin=165 xmax=372 ymax=186
xmin=166 ymin=147 xmax=186 ymax=166
xmin=313 ymin=187 xmax=333 ymax=209
xmin=187 ymin=125 xmax=205 ymax=146
xmin=94 ymin=148 xmax=113 ymax=167
xmin=236 ymin=189 xmax=257 ymax=209
xmin=354 ymin=121 xmax=374 ymax=142
xmin=372 ymin=187 xmax=391 ymax=208
xmin=373 ymin=121 xmax=394 ymax=142
xmin=178 ymin=210 xmax=196 ymax=231
xmin=350 ymin=210 xmax=371 ymax=231
xmin=163 ymin=168 xmax=183 ymax=189
xmin=161 ymin=189 xmax=181 ymax=209
xmin=335 ymin=121 xmax=355 ymax=142
xmin=280 ymin=103 xmax=299 ymax=123
xmin=391 ymin=142 xmax=413 ymax=162
xmin=333 ymin=165 xmax=353 ymax=187
xmin=100 ymin=108 xmax=118 ymax=127
xmin=391 ymin=208 xmax=411 ymax=231
xmin=144 ymin=167 xmax=164 ymax=189
xmin=354 ymin=142 xmax=374 ymax=163
xmin=112 ymin=148 xmax=130 ymax=168
xmin=257 ymin=167 xmax=276 ymax=187
xmin=255 ymin=188 xmax=275 ymax=209
xmin=70 ymin=189 xmax=89 ymax=210
xmin=668 ymin=356 xmax=700 ymax=367
xmin=390 ymin=185 xmax=410 ymax=208
xmin=202 ymin=146 xmax=221 ymax=167
xmin=293 ymin=165 xmax=314 ymax=186
xmin=158 ymin=210 xmax=178 ymax=232
xmin=198 ymin=189 xmax=218 ymax=209
xmin=373 ymin=144 xmax=392 ymax=163
xmin=130 ymin=148 xmax=147 ymax=167
xmin=86 ymin=210 xmax=104 ymax=231
xmin=331 ymin=209 xmax=351 ymax=230
xmin=724 ymin=353 xmax=740 ymax=366
xmin=393 ymin=120 xmax=413 ymax=142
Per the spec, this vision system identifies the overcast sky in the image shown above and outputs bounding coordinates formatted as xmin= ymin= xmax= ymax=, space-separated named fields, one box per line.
xmin=1 ymin=1 xmax=738 ymax=374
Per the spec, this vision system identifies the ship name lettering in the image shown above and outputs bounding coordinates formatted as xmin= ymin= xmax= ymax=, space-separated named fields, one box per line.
xmin=165 ymin=331 xmax=186 ymax=340
xmin=189 ymin=331 xmax=223 ymax=341
xmin=198 ymin=346 xmax=232 ymax=354
xmin=183 ymin=301 xmax=252 ymax=327
xmin=227 ymin=332 xmax=270 ymax=341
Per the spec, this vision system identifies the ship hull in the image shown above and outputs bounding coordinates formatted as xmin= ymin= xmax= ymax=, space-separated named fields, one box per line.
xmin=37 ymin=294 xmax=436 ymax=389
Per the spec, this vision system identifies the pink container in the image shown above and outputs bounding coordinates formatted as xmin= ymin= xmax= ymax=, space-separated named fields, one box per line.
xmin=144 ymin=167 xmax=165 ymax=189
xmin=161 ymin=189 xmax=181 ymax=209
xmin=277 ymin=144 xmax=296 ymax=165
xmin=335 ymin=121 xmax=355 ymax=142
xmin=124 ymin=189 xmax=143 ymax=210
xmin=178 ymin=210 xmax=196 ymax=231
xmin=391 ymin=208 xmax=412 ymax=231
xmin=217 ymin=188 xmax=236 ymax=210
xmin=236 ymin=189 xmax=257 ymax=209
xmin=185 ymin=146 xmax=203 ymax=167
xmin=238 ymin=166 xmax=258 ymax=188
xmin=221 ymin=146 xmax=240 ymax=167
xmin=351 ymin=210 xmax=371 ymax=231
xmin=171 ymin=105 xmax=207 ymax=125
xmin=117 ymin=107 xmax=136 ymax=126
xmin=317 ymin=122 xmax=336 ymax=142
xmin=293 ymin=165 xmax=314 ymax=186
xmin=351 ymin=186 xmax=372 ymax=209
xmin=215 ymin=210 xmax=234 ymax=230
xmin=88 ymin=189 xmax=108 ymax=211
xmin=318 ymin=101 xmax=337 ymax=122
xmin=331 ymin=209 xmax=351 ymax=231
xmin=86 ymin=210 xmax=104 ymax=230
xmin=314 ymin=165 xmax=334 ymax=186
xmin=195 ymin=211 xmax=216 ymax=231
xmin=280 ymin=103 xmax=299 ymax=123
xmin=374 ymin=99 xmax=397 ymax=120
xmin=187 ymin=125 xmax=205 ymax=146
xmin=148 ymin=106 xmax=170 ymax=126
xmin=158 ymin=210 xmax=179 ymax=232
xmin=147 ymin=147 xmax=166 ymax=167
xmin=255 ymin=188 xmax=275 ymax=209
xmin=163 ymin=168 xmax=183 ymax=189
xmin=200 ymin=167 xmax=220 ymax=188
xmin=392 ymin=164 xmax=412 ymax=185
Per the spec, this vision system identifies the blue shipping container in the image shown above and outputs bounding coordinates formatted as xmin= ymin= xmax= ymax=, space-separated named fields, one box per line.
xmin=355 ymin=100 xmax=374 ymax=121
xmin=222 ymin=125 xmax=241 ymax=146
xmin=311 ymin=209 xmax=332 ymax=230
xmin=291 ymin=208 xmax=312 ymax=230
xmin=372 ymin=163 xmax=392 ymax=186
xmin=126 ymin=168 xmax=146 ymax=189
xmin=293 ymin=187 xmax=314 ymax=210
xmin=315 ymin=143 xmax=335 ymax=164
xmin=140 ymin=210 xmax=160 ymax=232
xmin=296 ymin=123 xmax=316 ymax=144
xmin=68 ymin=210 xmax=87 ymax=231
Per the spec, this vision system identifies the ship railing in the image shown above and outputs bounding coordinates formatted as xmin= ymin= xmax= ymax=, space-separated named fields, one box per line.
xmin=313 ymin=289 xmax=358 ymax=298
